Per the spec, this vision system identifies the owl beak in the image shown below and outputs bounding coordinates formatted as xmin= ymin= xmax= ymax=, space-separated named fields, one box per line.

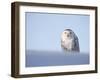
xmin=67 ymin=34 xmax=70 ymax=37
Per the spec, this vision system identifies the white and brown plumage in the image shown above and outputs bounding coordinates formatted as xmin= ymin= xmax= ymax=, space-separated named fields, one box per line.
xmin=61 ymin=29 xmax=80 ymax=52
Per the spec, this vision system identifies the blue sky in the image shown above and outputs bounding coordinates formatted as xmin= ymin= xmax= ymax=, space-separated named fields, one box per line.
xmin=25 ymin=12 xmax=90 ymax=53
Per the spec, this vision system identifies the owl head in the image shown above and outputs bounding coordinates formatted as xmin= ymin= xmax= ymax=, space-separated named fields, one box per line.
xmin=61 ymin=29 xmax=76 ymax=39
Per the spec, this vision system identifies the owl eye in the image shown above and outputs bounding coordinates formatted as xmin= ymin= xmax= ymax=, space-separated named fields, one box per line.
xmin=69 ymin=32 xmax=72 ymax=34
xmin=64 ymin=32 xmax=67 ymax=34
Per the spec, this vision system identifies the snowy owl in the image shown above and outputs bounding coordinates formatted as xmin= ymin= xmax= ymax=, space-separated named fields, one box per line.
xmin=61 ymin=29 xmax=80 ymax=52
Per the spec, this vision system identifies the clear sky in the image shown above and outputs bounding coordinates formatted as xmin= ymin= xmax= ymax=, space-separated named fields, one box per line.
xmin=25 ymin=12 xmax=90 ymax=53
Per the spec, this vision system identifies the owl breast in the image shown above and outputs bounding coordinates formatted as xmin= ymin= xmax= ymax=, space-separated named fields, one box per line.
xmin=61 ymin=38 xmax=74 ymax=51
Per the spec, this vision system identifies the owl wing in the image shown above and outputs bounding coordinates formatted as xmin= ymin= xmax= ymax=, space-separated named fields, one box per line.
xmin=73 ymin=37 xmax=80 ymax=52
